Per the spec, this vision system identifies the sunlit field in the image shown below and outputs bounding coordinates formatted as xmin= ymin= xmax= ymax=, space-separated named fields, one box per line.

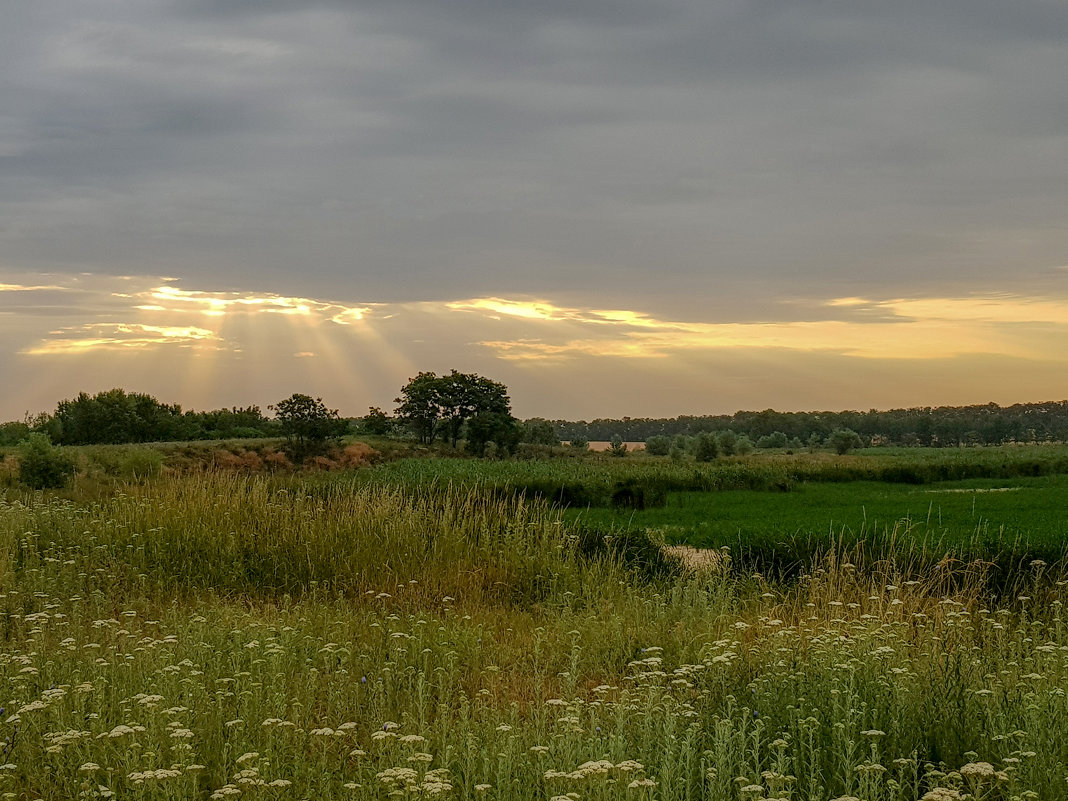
xmin=2 ymin=449 xmax=1068 ymax=799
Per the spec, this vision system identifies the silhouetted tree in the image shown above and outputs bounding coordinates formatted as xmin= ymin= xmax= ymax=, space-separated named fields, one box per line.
xmin=270 ymin=394 xmax=348 ymax=453
xmin=395 ymin=370 xmax=514 ymax=448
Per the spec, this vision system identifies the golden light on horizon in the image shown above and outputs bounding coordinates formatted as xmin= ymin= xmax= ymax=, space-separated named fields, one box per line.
xmin=6 ymin=272 xmax=1068 ymax=419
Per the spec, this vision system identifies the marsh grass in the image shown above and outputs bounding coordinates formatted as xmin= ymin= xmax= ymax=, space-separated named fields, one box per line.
xmin=0 ymin=472 xmax=1067 ymax=799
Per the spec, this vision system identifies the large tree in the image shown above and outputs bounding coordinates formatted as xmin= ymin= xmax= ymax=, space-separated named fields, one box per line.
xmin=394 ymin=372 xmax=446 ymax=445
xmin=394 ymin=370 xmax=514 ymax=448
xmin=269 ymin=393 xmax=348 ymax=452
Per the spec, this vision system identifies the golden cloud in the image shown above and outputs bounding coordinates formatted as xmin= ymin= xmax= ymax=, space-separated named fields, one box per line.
xmin=9 ymin=272 xmax=1068 ymax=368
xmin=24 ymin=323 xmax=219 ymax=355
xmin=459 ymin=294 xmax=1068 ymax=361
xmin=141 ymin=284 xmax=374 ymax=322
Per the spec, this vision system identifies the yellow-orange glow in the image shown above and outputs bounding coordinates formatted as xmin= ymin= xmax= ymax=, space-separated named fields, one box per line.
xmin=24 ymin=323 xmax=218 ymax=355
xmin=0 ymin=281 xmax=71 ymax=292
xmin=9 ymin=274 xmax=1068 ymax=413
xmin=446 ymin=297 xmax=581 ymax=321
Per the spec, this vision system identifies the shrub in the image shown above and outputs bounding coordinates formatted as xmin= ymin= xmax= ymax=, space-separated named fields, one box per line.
xmin=569 ymin=437 xmax=589 ymax=451
xmin=644 ymin=435 xmax=671 ymax=456
xmin=735 ymin=435 xmax=755 ymax=455
xmin=716 ymin=430 xmax=739 ymax=456
xmin=827 ymin=428 xmax=864 ymax=455
xmin=608 ymin=435 xmax=627 ymax=457
xmin=757 ymin=431 xmax=788 ymax=449
xmin=693 ymin=432 xmax=720 ymax=462
xmin=18 ymin=433 xmax=76 ymax=489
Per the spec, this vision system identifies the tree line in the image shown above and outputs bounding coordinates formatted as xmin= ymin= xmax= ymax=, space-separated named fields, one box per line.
xmin=5 ymin=382 xmax=1068 ymax=451
xmin=0 ymin=389 xmax=281 ymax=446
xmin=549 ymin=401 xmax=1068 ymax=448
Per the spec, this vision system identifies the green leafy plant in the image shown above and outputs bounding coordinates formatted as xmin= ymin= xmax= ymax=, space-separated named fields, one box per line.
xmin=18 ymin=433 xmax=76 ymax=489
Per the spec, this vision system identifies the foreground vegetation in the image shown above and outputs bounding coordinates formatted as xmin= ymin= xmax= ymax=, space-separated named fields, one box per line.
xmin=1 ymin=458 xmax=1067 ymax=799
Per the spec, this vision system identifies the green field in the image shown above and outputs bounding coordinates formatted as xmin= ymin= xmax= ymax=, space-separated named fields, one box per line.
xmin=569 ymin=475 xmax=1068 ymax=551
xmin=2 ymin=447 xmax=1068 ymax=799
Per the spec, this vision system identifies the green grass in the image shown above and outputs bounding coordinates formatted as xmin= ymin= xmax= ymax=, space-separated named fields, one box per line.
xmin=2 ymin=469 xmax=1068 ymax=798
xmin=569 ymin=475 xmax=1068 ymax=550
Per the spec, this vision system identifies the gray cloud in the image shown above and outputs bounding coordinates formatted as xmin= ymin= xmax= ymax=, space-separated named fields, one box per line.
xmin=2 ymin=0 xmax=1067 ymax=322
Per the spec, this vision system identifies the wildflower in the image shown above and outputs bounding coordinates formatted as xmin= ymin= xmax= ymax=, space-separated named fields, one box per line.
xmin=628 ymin=778 xmax=657 ymax=789
xmin=920 ymin=790 xmax=962 ymax=801
xmin=959 ymin=762 xmax=997 ymax=780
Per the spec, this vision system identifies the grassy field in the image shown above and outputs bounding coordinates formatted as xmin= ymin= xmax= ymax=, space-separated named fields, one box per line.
xmin=2 ymin=448 xmax=1068 ymax=798
xmin=569 ymin=474 xmax=1068 ymax=555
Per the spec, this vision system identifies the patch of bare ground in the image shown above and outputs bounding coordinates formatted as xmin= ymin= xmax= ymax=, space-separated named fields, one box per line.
xmin=662 ymin=544 xmax=726 ymax=573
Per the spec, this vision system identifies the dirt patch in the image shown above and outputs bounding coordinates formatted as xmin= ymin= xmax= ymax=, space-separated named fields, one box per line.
xmin=662 ymin=545 xmax=727 ymax=573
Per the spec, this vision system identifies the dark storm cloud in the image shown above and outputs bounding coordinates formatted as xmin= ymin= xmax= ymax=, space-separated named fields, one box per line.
xmin=2 ymin=0 xmax=1067 ymax=315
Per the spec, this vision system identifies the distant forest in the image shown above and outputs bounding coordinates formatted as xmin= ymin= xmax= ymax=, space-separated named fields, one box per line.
xmin=547 ymin=401 xmax=1068 ymax=447
xmin=4 ymin=388 xmax=1068 ymax=448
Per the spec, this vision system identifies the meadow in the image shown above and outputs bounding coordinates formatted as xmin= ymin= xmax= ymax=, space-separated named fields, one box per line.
xmin=1 ymin=446 xmax=1068 ymax=799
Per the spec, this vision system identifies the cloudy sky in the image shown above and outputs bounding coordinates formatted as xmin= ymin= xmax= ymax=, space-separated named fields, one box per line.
xmin=3 ymin=0 xmax=1068 ymax=420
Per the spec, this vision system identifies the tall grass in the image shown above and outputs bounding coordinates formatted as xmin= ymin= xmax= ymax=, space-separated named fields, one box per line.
xmin=1 ymin=473 xmax=1067 ymax=799
xmin=8 ymin=473 xmax=593 ymax=604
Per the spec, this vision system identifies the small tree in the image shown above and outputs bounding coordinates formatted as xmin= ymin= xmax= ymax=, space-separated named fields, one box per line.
xmin=693 ymin=432 xmax=719 ymax=462
xmin=18 ymin=433 xmax=76 ymax=489
xmin=270 ymin=394 xmax=348 ymax=455
xmin=644 ymin=435 xmax=671 ymax=456
xmin=520 ymin=418 xmax=561 ymax=447
xmin=569 ymin=436 xmax=589 ymax=452
xmin=716 ymin=430 xmax=739 ymax=456
xmin=827 ymin=428 xmax=863 ymax=455
xmin=608 ymin=434 xmax=627 ymax=457
xmin=360 ymin=406 xmax=392 ymax=436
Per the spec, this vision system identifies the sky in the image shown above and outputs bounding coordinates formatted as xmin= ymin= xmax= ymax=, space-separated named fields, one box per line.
xmin=2 ymin=0 xmax=1068 ymax=420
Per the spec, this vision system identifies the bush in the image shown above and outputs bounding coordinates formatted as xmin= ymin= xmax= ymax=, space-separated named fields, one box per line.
xmin=756 ymin=431 xmax=788 ymax=449
xmin=569 ymin=437 xmax=589 ymax=451
xmin=0 ymin=421 xmax=31 ymax=446
xmin=644 ymin=435 xmax=671 ymax=456
xmin=735 ymin=435 xmax=755 ymax=455
xmin=693 ymin=432 xmax=720 ymax=462
xmin=18 ymin=433 xmax=76 ymax=489
xmin=716 ymin=430 xmax=738 ymax=456
xmin=827 ymin=428 xmax=864 ymax=455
